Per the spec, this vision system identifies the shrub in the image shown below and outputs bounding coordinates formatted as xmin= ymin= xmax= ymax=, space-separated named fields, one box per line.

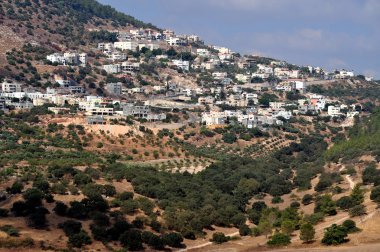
xmin=7 ymin=181 xmax=24 ymax=194
xmin=342 ymin=220 xmax=359 ymax=233
xmin=314 ymin=194 xmax=337 ymax=216
xmin=0 ymin=208 xmax=9 ymax=217
xmin=53 ymin=201 xmax=68 ymax=216
xmin=59 ymin=220 xmax=82 ymax=236
xmin=370 ymin=186 xmax=380 ymax=203
xmin=271 ymin=196 xmax=284 ymax=204
xmin=321 ymin=224 xmax=348 ymax=245
xmin=336 ymin=196 xmax=355 ymax=210
xmin=239 ymin=224 xmax=252 ymax=236
xmin=349 ymin=204 xmax=366 ymax=217
xmin=300 ymin=223 xmax=315 ymax=243
xmin=162 ymin=232 xmax=184 ymax=248
xmin=141 ymin=231 xmax=164 ymax=250
xmin=290 ymin=201 xmax=300 ymax=208
xmin=267 ymin=233 xmax=291 ymax=247
xmin=0 ymin=225 xmax=20 ymax=237
xmin=211 ymin=232 xmax=229 ymax=244
xmin=302 ymin=194 xmax=313 ymax=205
xmin=27 ymin=207 xmax=48 ymax=229
xmin=23 ymin=188 xmax=44 ymax=207
xmin=119 ymin=230 xmax=143 ymax=251
xmin=68 ymin=230 xmax=92 ymax=248
xmin=117 ymin=192 xmax=134 ymax=201
xmin=222 ymin=133 xmax=237 ymax=144
xmin=281 ymin=220 xmax=295 ymax=235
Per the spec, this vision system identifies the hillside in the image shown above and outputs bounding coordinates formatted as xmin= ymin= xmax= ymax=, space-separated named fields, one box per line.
xmin=0 ymin=0 xmax=157 ymax=74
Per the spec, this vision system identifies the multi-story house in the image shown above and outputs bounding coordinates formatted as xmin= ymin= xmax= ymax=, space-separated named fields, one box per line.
xmin=105 ymin=83 xmax=122 ymax=96
xmin=1 ymin=81 xmax=22 ymax=93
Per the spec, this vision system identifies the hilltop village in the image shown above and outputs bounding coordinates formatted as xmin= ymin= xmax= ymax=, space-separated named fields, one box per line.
xmin=0 ymin=27 xmax=371 ymax=132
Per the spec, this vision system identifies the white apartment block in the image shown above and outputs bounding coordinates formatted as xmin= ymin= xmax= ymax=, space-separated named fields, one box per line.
xmin=114 ymin=41 xmax=139 ymax=51
xmin=202 ymin=111 xmax=226 ymax=126
xmin=121 ymin=62 xmax=140 ymax=72
xmin=213 ymin=46 xmax=231 ymax=54
xmin=236 ymin=74 xmax=251 ymax=83
xmin=138 ymin=43 xmax=159 ymax=51
xmin=103 ymin=64 xmax=121 ymax=74
xmin=2 ymin=82 xmax=22 ymax=93
xmin=108 ymin=52 xmax=127 ymax=62
xmin=98 ymin=43 xmax=114 ymax=53
xmin=105 ymin=83 xmax=122 ymax=96
xmin=335 ymin=70 xmax=354 ymax=79
xmin=166 ymin=37 xmax=185 ymax=46
xmin=86 ymin=107 xmax=114 ymax=116
xmin=172 ymin=60 xmax=190 ymax=71
xmin=328 ymin=106 xmax=341 ymax=116
xmin=196 ymin=48 xmax=210 ymax=57
xmin=212 ymin=72 xmax=228 ymax=80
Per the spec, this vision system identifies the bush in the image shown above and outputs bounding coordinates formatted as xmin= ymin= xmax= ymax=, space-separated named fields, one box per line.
xmin=281 ymin=220 xmax=295 ymax=235
xmin=7 ymin=181 xmax=23 ymax=194
xmin=59 ymin=220 xmax=82 ymax=236
xmin=303 ymin=213 xmax=324 ymax=225
xmin=222 ymin=133 xmax=237 ymax=144
xmin=370 ymin=186 xmax=380 ymax=203
xmin=267 ymin=233 xmax=291 ymax=247
xmin=239 ymin=224 xmax=252 ymax=236
xmin=336 ymin=196 xmax=355 ymax=210
xmin=0 ymin=225 xmax=19 ymax=237
xmin=117 ymin=191 xmax=134 ymax=201
xmin=27 ymin=207 xmax=48 ymax=229
xmin=290 ymin=201 xmax=300 ymax=208
xmin=349 ymin=204 xmax=366 ymax=217
xmin=23 ymin=188 xmax=44 ymax=207
xmin=302 ymin=194 xmax=313 ymax=205
xmin=162 ymin=232 xmax=184 ymax=248
xmin=119 ymin=230 xmax=143 ymax=251
xmin=211 ymin=232 xmax=229 ymax=244
xmin=342 ymin=220 xmax=359 ymax=233
xmin=68 ymin=230 xmax=92 ymax=248
xmin=53 ymin=201 xmax=68 ymax=216
xmin=0 ymin=208 xmax=9 ymax=217
xmin=300 ymin=223 xmax=315 ymax=243
xmin=271 ymin=196 xmax=284 ymax=204
xmin=321 ymin=224 xmax=348 ymax=245
xmin=314 ymin=194 xmax=337 ymax=216
xmin=141 ymin=231 xmax=164 ymax=250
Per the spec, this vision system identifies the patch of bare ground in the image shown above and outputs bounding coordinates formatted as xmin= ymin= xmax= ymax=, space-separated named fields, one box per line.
xmin=0 ymin=25 xmax=24 ymax=63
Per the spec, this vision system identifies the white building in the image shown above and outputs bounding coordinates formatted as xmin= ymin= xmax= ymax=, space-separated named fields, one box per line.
xmin=328 ymin=106 xmax=341 ymax=116
xmin=138 ymin=42 xmax=159 ymax=51
xmin=108 ymin=52 xmax=127 ymax=62
xmin=2 ymin=82 xmax=22 ymax=93
xmin=212 ymin=72 xmax=228 ymax=80
xmin=86 ymin=107 xmax=114 ymax=116
xmin=166 ymin=37 xmax=185 ymax=46
xmin=335 ymin=70 xmax=355 ymax=79
xmin=46 ymin=53 xmax=66 ymax=64
xmin=236 ymin=74 xmax=251 ymax=83
xmin=114 ymin=41 xmax=139 ymax=51
xmin=172 ymin=60 xmax=190 ymax=71
xmin=120 ymin=62 xmax=140 ymax=73
xmin=98 ymin=43 xmax=114 ymax=53
xmin=202 ymin=111 xmax=226 ymax=126
xmin=105 ymin=83 xmax=122 ymax=96
xmin=103 ymin=64 xmax=121 ymax=74
xmin=196 ymin=48 xmax=210 ymax=57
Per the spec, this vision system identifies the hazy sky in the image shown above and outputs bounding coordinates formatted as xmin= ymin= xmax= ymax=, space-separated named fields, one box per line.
xmin=99 ymin=0 xmax=380 ymax=78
